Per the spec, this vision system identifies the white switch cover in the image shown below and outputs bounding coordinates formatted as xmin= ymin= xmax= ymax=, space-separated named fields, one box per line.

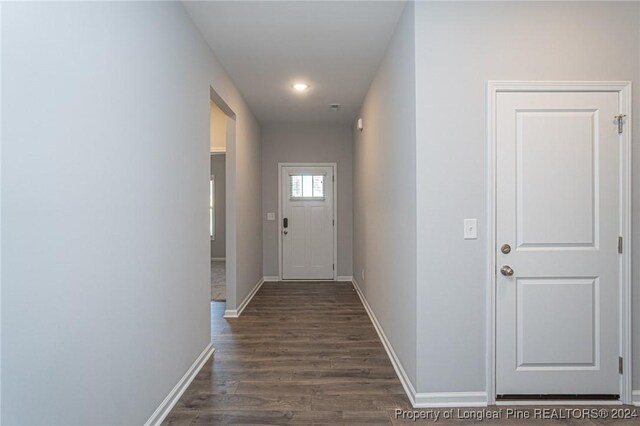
xmin=267 ymin=212 xmax=276 ymax=221
xmin=464 ymin=218 xmax=477 ymax=239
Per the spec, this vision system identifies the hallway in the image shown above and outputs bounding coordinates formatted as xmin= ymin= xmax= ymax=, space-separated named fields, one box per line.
xmin=164 ymin=282 xmax=411 ymax=424
xmin=3 ymin=2 xmax=640 ymax=423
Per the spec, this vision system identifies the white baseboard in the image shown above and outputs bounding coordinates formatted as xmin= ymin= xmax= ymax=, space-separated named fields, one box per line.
xmin=633 ymin=390 xmax=640 ymax=406
xmin=211 ymin=257 xmax=226 ymax=262
xmin=414 ymin=392 xmax=487 ymax=408
xmin=351 ymin=278 xmax=418 ymax=407
xmin=262 ymin=275 xmax=353 ymax=283
xmin=224 ymin=277 xmax=264 ymax=318
xmin=352 ymin=278 xmax=488 ymax=408
xmin=144 ymin=343 xmax=214 ymax=426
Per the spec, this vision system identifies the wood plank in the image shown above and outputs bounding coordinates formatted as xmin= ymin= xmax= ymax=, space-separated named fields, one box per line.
xmin=163 ymin=281 xmax=400 ymax=425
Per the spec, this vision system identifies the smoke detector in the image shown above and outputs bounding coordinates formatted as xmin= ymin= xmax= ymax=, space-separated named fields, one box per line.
xmin=329 ymin=104 xmax=341 ymax=112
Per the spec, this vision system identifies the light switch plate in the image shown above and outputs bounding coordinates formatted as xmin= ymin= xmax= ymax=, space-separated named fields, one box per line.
xmin=464 ymin=218 xmax=477 ymax=239
xmin=267 ymin=212 xmax=276 ymax=221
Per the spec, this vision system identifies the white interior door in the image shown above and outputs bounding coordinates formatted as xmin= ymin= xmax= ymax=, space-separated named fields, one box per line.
xmin=496 ymin=90 xmax=621 ymax=396
xmin=281 ymin=166 xmax=334 ymax=280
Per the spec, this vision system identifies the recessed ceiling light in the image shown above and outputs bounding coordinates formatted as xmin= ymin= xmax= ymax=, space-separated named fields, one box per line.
xmin=292 ymin=83 xmax=309 ymax=92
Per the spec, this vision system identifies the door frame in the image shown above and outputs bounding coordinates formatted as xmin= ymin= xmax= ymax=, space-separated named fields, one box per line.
xmin=210 ymin=85 xmax=236 ymax=313
xmin=486 ymin=81 xmax=632 ymax=405
xmin=278 ymin=162 xmax=338 ymax=281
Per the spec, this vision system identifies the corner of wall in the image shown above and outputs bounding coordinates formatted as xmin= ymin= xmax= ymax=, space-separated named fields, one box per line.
xmin=351 ymin=0 xmax=419 ymax=395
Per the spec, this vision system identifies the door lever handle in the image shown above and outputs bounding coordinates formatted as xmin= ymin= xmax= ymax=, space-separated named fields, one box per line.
xmin=500 ymin=265 xmax=514 ymax=277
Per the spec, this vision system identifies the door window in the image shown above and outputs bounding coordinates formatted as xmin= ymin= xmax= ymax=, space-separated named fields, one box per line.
xmin=289 ymin=174 xmax=324 ymax=199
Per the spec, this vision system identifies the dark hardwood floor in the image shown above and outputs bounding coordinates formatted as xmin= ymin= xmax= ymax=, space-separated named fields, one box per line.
xmin=163 ymin=281 xmax=409 ymax=425
xmin=163 ymin=282 xmax=639 ymax=425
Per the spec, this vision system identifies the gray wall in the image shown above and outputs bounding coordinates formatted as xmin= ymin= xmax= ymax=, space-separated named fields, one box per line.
xmin=413 ymin=1 xmax=640 ymax=393
xmin=1 ymin=2 xmax=261 ymax=424
xmin=210 ymin=154 xmax=226 ymax=259
xmin=262 ymin=124 xmax=353 ymax=277
xmin=232 ymin=112 xmax=263 ymax=309
xmin=353 ymin=2 xmax=417 ymax=386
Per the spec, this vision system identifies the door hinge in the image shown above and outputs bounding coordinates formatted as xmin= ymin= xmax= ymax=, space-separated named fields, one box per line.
xmin=332 ymin=219 xmax=335 ymax=226
xmin=332 ymin=264 xmax=335 ymax=271
xmin=619 ymin=357 xmax=623 ymax=374
xmin=615 ymin=114 xmax=627 ymax=134
xmin=618 ymin=236 xmax=623 ymax=254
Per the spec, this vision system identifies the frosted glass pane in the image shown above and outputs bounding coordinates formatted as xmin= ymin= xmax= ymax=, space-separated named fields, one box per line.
xmin=313 ymin=176 xmax=324 ymax=197
xmin=303 ymin=175 xmax=312 ymax=197
xmin=290 ymin=175 xmax=302 ymax=197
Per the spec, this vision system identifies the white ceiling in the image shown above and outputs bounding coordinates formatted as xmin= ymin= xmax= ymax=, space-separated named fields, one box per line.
xmin=183 ymin=1 xmax=406 ymax=125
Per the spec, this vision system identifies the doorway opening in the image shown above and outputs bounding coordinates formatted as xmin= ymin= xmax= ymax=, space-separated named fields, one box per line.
xmin=210 ymin=100 xmax=226 ymax=302
xmin=209 ymin=87 xmax=236 ymax=319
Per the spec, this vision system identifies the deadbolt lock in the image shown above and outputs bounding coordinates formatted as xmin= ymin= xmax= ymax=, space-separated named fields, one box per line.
xmin=500 ymin=244 xmax=511 ymax=254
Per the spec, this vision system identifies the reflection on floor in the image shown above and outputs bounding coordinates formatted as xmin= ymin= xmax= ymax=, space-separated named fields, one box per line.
xmin=211 ymin=260 xmax=225 ymax=302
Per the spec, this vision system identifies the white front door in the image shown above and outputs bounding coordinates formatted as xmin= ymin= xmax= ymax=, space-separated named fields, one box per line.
xmin=281 ymin=165 xmax=334 ymax=280
xmin=496 ymin=90 xmax=622 ymax=396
